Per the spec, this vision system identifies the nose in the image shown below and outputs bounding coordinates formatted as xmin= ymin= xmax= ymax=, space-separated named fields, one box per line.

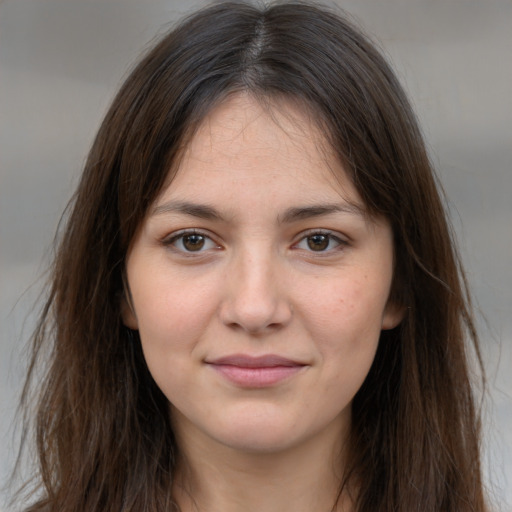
xmin=219 ymin=248 xmax=293 ymax=334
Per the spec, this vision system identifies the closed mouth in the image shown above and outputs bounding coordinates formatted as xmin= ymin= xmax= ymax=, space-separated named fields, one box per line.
xmin=205 ymin=354 xmax=307 ymax=387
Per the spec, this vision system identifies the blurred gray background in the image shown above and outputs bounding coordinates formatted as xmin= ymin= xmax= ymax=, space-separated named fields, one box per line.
xmin=1 ymin=0 xmax=511 ymax=510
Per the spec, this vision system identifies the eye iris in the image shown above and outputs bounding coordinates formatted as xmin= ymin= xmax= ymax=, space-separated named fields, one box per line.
xmin=307 ymin=234 xmax=329 ymax=251
xmin=183 ymin=234 xmax=205 ymax=251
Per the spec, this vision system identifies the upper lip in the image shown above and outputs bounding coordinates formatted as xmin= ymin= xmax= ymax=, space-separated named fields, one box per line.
xmin=206 ymin=354 xmax=306 ymax=368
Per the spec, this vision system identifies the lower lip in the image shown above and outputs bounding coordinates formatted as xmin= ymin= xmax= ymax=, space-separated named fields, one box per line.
xmin=209 ymin=364 xmax=304 ymax=388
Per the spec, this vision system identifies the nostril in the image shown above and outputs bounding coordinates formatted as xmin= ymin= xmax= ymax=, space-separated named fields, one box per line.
xmin=221 ymin=306 xmax=292 ymax=334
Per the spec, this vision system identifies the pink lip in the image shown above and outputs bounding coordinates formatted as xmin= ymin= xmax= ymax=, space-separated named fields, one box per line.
xmin=206 ymin=354 xmax=307 ymax=388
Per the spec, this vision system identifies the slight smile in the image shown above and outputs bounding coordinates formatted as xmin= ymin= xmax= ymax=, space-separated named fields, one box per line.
xmin=205 ymin=354 xmax=309 ymax=388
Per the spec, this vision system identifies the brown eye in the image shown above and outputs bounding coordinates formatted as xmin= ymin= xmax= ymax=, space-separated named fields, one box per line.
xmin=182 ymin=234 xmax=205 ymax=251
xmin=294 ymin=232 xmax=345 ymax=253
xmin=307 ymin=234 xmax=330 ymax=251
xmin=167 ymin=231 xmax=218 ymax=253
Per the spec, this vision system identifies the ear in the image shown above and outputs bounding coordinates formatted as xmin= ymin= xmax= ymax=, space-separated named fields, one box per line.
xmin=381 ymin=301 xmax=406 ymax=330
xmin=121 ymin=296 xmax=139 ymax=329
xmin=120 ymin=275 xmax=139 ymax=329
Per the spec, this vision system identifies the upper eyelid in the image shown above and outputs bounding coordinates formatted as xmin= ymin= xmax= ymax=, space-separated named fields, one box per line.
xmin=163 ymin=228 xmax=217 ymax=242
xmin=294 ymin=228 xmax=349 ymax=242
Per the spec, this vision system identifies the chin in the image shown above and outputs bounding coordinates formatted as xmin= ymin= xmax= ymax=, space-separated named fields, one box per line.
xmin=209 ymin=409 xmax=329 ymax=455
xmin=216 ymin=426 xmax=301 ymax=454
xmin=196 ymin=407 xmax=296 ymax=453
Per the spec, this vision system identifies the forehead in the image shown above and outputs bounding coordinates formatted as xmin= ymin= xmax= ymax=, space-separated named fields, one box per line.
xmin=157 ymin=93 xmax=364 ymax=211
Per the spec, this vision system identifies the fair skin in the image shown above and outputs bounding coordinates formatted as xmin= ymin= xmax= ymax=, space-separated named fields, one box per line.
xmin=124 ymin=94 xmax=403 ymax=512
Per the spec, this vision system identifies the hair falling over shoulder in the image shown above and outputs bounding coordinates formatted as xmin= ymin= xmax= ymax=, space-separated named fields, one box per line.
xmin=14 ymin=2 xmax=488 ymax=511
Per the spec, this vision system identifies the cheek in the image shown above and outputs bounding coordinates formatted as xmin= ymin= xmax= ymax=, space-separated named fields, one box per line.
xmin=304 ymin=274 xmax=390 ymax=335
xmin=133 ymin=280 xmax=220 ymax=403
xmin=320 ymin=288 xmax=383 ymax=393
xmin=301 ymin=274 xmax=389 ymax=380
xmin=131 ymin=271 xmax=221 ymax=360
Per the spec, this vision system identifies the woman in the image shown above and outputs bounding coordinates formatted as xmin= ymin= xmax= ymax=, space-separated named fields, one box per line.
xmin=18 ymin=2 xmax=488 ymax=511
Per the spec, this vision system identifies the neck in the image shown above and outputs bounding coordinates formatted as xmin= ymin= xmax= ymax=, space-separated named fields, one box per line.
xmin=172 ymin=416 xmax=353 ymax=512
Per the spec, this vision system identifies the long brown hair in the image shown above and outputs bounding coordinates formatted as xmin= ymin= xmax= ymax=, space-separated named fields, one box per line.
xmin=17 ymin=2 xmax=487 ymax=511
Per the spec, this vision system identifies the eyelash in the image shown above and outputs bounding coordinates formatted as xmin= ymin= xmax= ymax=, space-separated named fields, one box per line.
xmin=292 ymin=230 xmax=347 ymax=254
xmin=162 ymin=229 xmax=348 ymax=255
xmin=163 ymin=229 xmax=221 ymax=254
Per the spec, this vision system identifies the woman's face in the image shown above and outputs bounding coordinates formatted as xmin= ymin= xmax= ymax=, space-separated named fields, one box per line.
xmin=124 ymin=94 xmax=403 ymax=455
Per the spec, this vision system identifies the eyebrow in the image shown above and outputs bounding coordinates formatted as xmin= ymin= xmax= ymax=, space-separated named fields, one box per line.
xmin=151 ymin=200 xmax=366 ymax=223
xmin=278 ymin=203 xmax=366 ymax=224
xmin=151 ymin=200 xmax=224 ymax=221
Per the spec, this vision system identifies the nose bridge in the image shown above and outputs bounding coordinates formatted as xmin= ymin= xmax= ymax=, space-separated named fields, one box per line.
xmin=221 ymin=240 xmax=291 ymax=332
xmin=239 ymin=244 xmax=275 ymax=301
